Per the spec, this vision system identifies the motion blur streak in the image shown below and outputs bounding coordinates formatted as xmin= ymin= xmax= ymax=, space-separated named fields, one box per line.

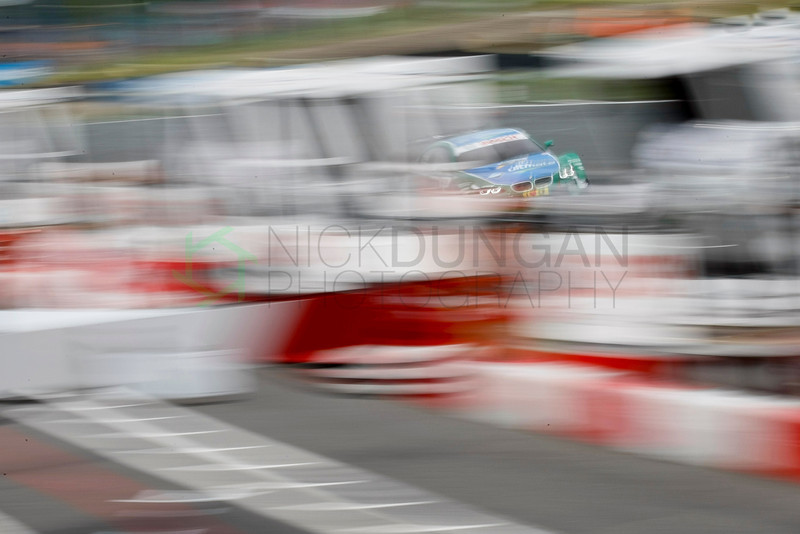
xmin=3 ymin=389 xmax=554 ymax=534
xmin=1 ymin=3 xmax=800 ymax=534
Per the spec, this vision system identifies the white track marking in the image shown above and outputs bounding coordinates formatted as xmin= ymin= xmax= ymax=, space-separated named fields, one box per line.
xmin=3 ymin=389 xmax=558 ymax=534
xmin=87 ymin=430 xmax=226 ymax=438
xmin=112 ymin=489 xmax=271 ymax=503
xmin=0 ymin=512 xmax=37 ymax=534
xmin=214 ymin=481 xmax=368 ymax=490
xmin=114 ymin=509 xmax=228 ymax=518
xmin=336 ymin=524 xmax=509 ymax=533
xmin=15 ymin=402 xmax=153 ymax=412
xmin=117 ymin=445 xmax=271 ymax=455
xmin=71 ymin=402 xmax=154 ymax=411
xmin=271 ymin=501 xmax=437 ymax=511
xmin=53 ymin=416 xmax=186 ymax=424
xmin=163 ymin=462 xmax=318 ymax=471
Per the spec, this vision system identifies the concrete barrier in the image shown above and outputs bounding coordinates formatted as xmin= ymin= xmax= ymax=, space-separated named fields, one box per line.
xmin=0 ymin=303 xmax=301 ymax=401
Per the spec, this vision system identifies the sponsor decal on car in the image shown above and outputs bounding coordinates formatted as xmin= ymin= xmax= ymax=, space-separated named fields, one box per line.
xmin=522 ymin=187 xmax=549 ymax=198
xmin=507 ymin=156 xmax=558 ymax=173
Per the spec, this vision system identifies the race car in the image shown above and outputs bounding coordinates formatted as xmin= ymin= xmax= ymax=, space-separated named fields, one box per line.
xmin=419 ymin=128 xmax=589 ymax=197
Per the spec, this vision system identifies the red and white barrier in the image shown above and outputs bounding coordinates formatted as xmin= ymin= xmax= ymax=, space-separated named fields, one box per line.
xmin=435 ymin=361 xmax=800 ymax=480
xmin=295 ymin=344 xmax=484 ymax=396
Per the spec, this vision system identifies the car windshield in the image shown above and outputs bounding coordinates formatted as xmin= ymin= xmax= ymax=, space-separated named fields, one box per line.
xmin=456 ymin=137 xmax=543 ymax=165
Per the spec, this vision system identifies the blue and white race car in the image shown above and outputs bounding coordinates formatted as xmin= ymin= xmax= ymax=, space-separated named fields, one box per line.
xmin=420 ymin=128 xmax=589 ymax=197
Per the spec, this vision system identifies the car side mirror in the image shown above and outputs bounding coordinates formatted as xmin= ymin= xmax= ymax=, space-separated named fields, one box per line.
xmin=544 ymin=140 xmax=554 ymax=149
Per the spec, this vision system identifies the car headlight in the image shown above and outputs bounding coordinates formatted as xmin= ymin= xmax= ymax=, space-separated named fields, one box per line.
xmin=479 ymin=186 xmax=502 ymax=195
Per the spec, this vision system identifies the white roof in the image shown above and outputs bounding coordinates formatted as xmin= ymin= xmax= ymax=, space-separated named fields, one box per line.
xmin=0 ymin=86 xmax=82 ymax=110
xmin=543 ymin=18 xmax=800 ymax=79
xmin=114 ymin=56 xmax=493 ymax=103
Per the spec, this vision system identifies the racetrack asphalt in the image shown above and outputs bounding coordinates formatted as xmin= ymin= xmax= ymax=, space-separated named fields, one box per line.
xmin=2 ymin=366 xmax=800 ymax=533
xmin=196 ymin=367 xmax=800 ymax=534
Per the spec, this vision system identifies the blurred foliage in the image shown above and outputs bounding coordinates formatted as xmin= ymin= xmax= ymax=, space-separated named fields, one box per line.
xmin=13 ymin=0 xmax=799 ymax=85
xmin=37 ymin=0 xmax=148 ymax=21
xmin=496 ymin=73 xmax=675 ymax=103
